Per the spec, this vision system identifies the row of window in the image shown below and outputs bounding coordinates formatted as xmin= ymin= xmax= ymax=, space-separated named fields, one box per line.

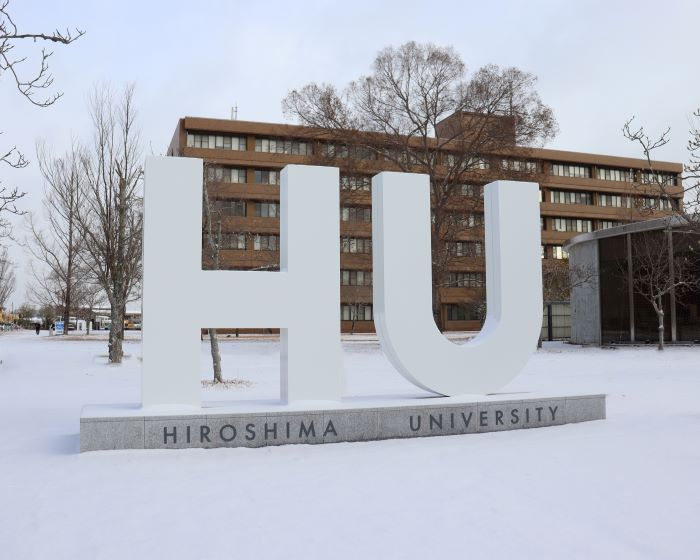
xmin=547 ymin=189 xmax=677 ymax=209
xmin=215 ymin=233 xmax=280 ymax=251
xmin=188 ymin=134 xmax=246 ymax=151
xmin=188 ymin=133 xmax=678 ymax=186
xmin=255 ymin=138 xmax=312 ymax=155
xmin=344 ymin=304 xmax=481 ymax=322
xmin=341 ymin=237 xmax=372 ymax=254
xmin=446 ymin=241 xmax=484 ymax=257
xmin=552 ymin=218 xmax=593 ymax=233
xmin=447 ymin=272 xmax=485 ymax=288
xmin=342 ymin=304 xmax=373 ymax=321
xmin=204 ymin=164 xmax=679 ymax=196
xmin=341 ymin=269 xmax=372 ymax=286
xmin=210 ymin=200 xmax=280 ymax=218
xmin=446 ymin=304 xmax=482 ymax=321
xmin=341 ymin=206 xmax=372 ymax=223
xmin=205 ymin=167 xmax=281 ymax=185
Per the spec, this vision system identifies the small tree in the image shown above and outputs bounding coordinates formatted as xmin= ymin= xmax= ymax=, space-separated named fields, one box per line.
xmin=627 ymin=227 xmax=700 ymax=350
xmin=202 ymin=164 xmax=223 ymax=383
xmin=26 ymin=141 xmax=86 ymax=335
xmin=622 ymin=110 xmax=700 ymax=349
xmin=78 ymin=84 xmax=143 ymax=363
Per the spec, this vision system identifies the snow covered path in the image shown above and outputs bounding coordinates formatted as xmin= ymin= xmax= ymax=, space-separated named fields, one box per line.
xmin=0 ymin=331 xmax=699 ymax=559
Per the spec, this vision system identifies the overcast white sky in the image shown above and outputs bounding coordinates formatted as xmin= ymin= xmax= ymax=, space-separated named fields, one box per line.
xmin=2 ymin=0 xmax=699 ymax=309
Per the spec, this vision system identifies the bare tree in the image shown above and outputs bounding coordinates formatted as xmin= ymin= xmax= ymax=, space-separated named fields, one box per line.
xmin=26 ymin=141 xmax=86 ymax=335
xmin=202 ymin=164 xmax=223 ymax=383
xmin=0 ymin=1 xmax=84 ymax=235
xmin=79 ymin=84 xmax=143 ymax=363
xmin=0 ymin=246 xmax=15 ymax=309
xmin=626 ymin=227 xmax=700 ymax=350
xmin=622 ymin=113 xmax=699 ymax=224
xmin=283 ymin=42 xmax=557 ymax=329
xmin=621 ymin=111 xmax=700 ymax=349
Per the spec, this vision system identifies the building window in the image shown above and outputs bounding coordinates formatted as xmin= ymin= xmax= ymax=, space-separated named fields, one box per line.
xmin=446 ymin=241 xmax=484 ymax=257
xmin=220 ymin=233 xmax=246 ymax=250
xmin=551 ymin=163 xmax=590 ymax=178
xmin=551 ymin=246 xmax=569 ymax=260
xmin=550 ymin=190 xmax=593 ymax=205
xmin=254 ymin=202 xmax=279 ymax=218
xmin=212 ymin=199 xmax=246 ymax=217
xmin=598 ymin=194 xmax=631 ymax=207
xmin=254 ymin=169 xmax=281 ymax=185
xmin=340 ymin=175 xmax=371 ymax=191
xmin=447 ymin=271 xmax=485 ymax=288
xmin=341 ymin=237 xmax=372 ymax=254
xmin=460 ymin=184 xmax=483 ymax=197
xmin=253 ymin=234 xmax=279 ymax=251
xmin=446 ymin=304 xmax=481 ymax=321
xmin=500 ymin=159 xmax=539 ymax=173
xmin=641 ymin=171 xmax=676 ymax=186
xmin=341 ymin=206 xmax=371 ymax=223
xmin=597 ymin=167 xmax=633 ymax=182
xmin=641 ymin=197 xmax=674 ymax=211
xmin=187 ymin=133 xmax=245 ymax=151
xmin=323 ymin=143 xmax=376 ymax=160
xmin=443 ymin=154 xmax=490 ymax=169
xmin=448 ymin=213 xmax=484 ymax=228
xmin=341 ymin=269 xmax=372 ymax=286
xmin=598 ymin=221 xmax=620 ymax=230
xmin=342 ymin=304 xmax=373 ymax=321
xmin=206 ymin=166 xmax=246 ymax=184
xmin=255 ymin=137 xmax=312 ymax=156
xmin=541 ymin=217 xmax=545 ymax=230
xmin=552 ymin=218 xmax=592 ymax=233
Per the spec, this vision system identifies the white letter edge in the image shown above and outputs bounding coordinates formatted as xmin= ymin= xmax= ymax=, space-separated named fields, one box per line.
xmin=142 ymin=158 xmax=343 ymax=408
xmin=372 ymin=172 xmax=542 ymax=396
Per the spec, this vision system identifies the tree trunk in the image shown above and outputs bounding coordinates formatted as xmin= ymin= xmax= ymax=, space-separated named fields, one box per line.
xmin=657 ymin=304 xmax=665 ymax=351
xmin=108 ymin=302 xmax=124 ymax=363
xmin=208 ymin=328 xmax=223 ymax=383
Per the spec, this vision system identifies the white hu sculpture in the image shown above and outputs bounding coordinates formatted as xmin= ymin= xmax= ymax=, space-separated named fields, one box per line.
xmin=141 ymin=158 xmax=541 ymax=408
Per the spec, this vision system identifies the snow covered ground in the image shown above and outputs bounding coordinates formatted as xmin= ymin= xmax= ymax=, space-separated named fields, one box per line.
xmin=0 ymin=330 xmax=699 ymax=559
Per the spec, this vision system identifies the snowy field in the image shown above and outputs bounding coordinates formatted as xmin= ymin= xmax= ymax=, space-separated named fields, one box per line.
xmin=0 ymin=330 xmax=699 ymax=559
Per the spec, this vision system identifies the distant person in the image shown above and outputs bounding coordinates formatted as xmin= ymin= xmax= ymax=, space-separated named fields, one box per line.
xmin=34 ymin=323 xmax=40 ymax=335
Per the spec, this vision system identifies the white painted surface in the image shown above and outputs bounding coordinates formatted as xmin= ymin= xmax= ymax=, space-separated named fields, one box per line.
xmin=142 ymin=158 xmax=342 ymax=406
xmin=372 ymin=173 xmax=543 ymax=396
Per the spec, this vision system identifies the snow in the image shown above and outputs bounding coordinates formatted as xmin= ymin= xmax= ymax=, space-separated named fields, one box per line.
xmin=0 ymin=330 xmax=699 ymax=559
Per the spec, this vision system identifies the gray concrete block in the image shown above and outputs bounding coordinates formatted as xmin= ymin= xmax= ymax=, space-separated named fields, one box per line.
xmin=205 ymin=415 xmax=268 ymax=448
xmin=378 ymin=407 xmax=431 ymax=439
xmin=80 ymin=394 xmax=607 ymax=451
xmin=264 ymin=413 xmax=324 ymax=446
xmin=80 ymin=418 xmax=144 ymax=452
xmin=564 ymin=396 xmax=606 ymax=423
xmin=422 ymin=405 xmax=479 ymax=436
xmin=322 ymin=410 xmax=379 ymax=442
xmin=144 ymin=416 xmax=208 ymax=449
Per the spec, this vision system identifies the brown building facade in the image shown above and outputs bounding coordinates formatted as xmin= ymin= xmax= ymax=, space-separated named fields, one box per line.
xmin=168 ymin=115 xmax=684 ymax=333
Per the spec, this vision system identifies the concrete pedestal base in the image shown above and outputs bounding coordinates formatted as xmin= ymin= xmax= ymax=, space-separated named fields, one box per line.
xmin=80 ymin=394 xmax=605 ymax=452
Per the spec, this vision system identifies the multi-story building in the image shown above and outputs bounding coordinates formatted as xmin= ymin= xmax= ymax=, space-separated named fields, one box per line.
xmin=168 ymin=114 xmax=683 ymax=333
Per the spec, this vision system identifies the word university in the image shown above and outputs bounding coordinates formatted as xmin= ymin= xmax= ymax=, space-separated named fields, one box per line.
xmin=79 ymin=158 xmax=605 ymax=451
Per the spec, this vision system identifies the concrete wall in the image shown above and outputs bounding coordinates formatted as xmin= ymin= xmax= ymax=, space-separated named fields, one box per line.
xmin=569 ymin=239 xmax=601 ymax=345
